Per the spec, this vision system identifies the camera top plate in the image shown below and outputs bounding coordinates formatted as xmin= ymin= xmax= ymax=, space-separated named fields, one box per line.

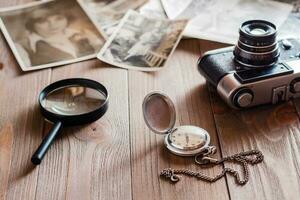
xmin=234 ymin=63 xmax=294 ymax=84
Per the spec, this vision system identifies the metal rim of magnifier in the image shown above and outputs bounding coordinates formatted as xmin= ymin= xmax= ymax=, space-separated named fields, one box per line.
xmin=39 ymin=78 xmax=109 ymax=126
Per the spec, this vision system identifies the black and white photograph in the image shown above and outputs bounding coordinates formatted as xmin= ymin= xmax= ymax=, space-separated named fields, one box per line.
xmin=0 ymin=0 xmax=104 ymax=71
xmin=277 ymin=0 xmax=300 ymax=38
xmin=161 ymin=0 xmax=192 ymax=19
xmin=97 ymin=10 xmax=187 ymax=71
xmin=78 ymin=0 xmax=147 ymax=37
xmin=139 ymin=0 xmax=167 ymax=19
xmin=163 ymin=0 xmax=293 ymax=44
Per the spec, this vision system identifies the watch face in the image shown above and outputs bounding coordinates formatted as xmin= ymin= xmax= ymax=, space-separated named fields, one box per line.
xmin=168 ymin=126 xmax=208 ymax=151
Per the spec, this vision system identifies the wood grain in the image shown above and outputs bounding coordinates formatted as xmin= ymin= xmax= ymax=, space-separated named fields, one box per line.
xmin=129 ymin=40 xmax=229 ymax=200
xmin=0 ymin=1 xmax=51 ymax=200
xmin=0 ymin=123 xmax=13 ymax=200
xmin=0 ymin=1 xmax=300 ymax=198
xmin=34 ymin=60 xmax=132 ymax=200
xmin=0 ymin=50 xmax=51 ymax=200
xmin=200 ymin=40 xmax=300 ymax=200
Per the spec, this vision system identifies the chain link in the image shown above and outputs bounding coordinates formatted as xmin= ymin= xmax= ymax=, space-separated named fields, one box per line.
xmin=160 ymin=150 xmax=263 ymax=185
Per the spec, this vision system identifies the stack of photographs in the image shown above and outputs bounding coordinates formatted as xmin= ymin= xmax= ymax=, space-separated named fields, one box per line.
xmin=0 ymin=0 xmax=187 ymax=72
xmin=0 ymin=0 xmax=297 ymax=72
xmin=78 ymin=0 xmax=147 ymax=38
xmin=97 ymin=10 xmax=187 ymax=71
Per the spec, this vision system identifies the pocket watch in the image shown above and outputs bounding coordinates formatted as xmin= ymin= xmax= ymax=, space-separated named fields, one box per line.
xmin=142 ymin=92 xmax=215 ymax=156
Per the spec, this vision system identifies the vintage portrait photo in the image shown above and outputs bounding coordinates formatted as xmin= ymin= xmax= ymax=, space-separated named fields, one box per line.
xmin=78 ymin=0 xmax=147 ymax=37
xmin=97 ymin=10 xmax=187 ymax=71
xmin=0 ymin=0 xmax=104 ymax=71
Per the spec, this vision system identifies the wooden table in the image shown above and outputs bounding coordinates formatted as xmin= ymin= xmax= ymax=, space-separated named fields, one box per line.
xmin=1 ymin=1 xmax=300 ymax=200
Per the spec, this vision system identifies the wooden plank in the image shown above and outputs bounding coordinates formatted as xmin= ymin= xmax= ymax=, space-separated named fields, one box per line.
xmin=129 ymin=39 xmax=229 ymax=200
xmin=34 ymin=60 xmax=132 ymax=200
xmin=0 ymin=123 xmax=13 ymax=200
xmin=0 ymin=48 xmax=51 ymax=200
xmin=201 ymin=40 xmax=300 ymax=200
xmin=0 ymin=1 xmax=52 ymax=200
xmin=1 ymin=1 xmax=299 ymax=198
xmin=0 ymin=65 xmax=50 ymax=200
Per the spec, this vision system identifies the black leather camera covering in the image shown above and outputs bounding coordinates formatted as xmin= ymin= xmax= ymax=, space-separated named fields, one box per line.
xmin=197 ymin=49 xmax=235 ymax=86
xmin=197 ymin=39 xmax=300 ymax=87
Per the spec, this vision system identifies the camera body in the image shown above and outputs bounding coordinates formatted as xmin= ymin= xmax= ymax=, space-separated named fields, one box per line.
xmin=198 ymin=38 xmax=300 ymax=108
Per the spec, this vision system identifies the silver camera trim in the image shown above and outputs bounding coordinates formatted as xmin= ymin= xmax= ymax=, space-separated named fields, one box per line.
xmin=216 ymin=58 xmax=300 ymax=109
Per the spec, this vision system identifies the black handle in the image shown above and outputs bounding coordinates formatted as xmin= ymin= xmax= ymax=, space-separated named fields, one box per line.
xmin=31 ymin=121 xmax=63 ymax=165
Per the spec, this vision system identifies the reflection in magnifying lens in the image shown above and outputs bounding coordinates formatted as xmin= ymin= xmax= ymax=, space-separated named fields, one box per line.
xmin=42 ymin=86 xmax=107 ymax=116
xmin=31 ymin=78 xmax=108 ymax=165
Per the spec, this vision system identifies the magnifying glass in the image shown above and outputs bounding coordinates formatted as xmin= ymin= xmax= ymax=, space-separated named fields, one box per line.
xmin=31 ymin=78 xmax=109 ymax=165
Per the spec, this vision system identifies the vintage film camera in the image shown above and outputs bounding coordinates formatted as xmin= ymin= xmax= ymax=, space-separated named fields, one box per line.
xmin=198 ymin=20 xmax=300 ymax=109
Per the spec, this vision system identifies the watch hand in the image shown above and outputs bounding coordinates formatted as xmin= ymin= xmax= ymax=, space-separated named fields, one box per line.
xmin=185 ymin=135 xmax=189 ymax=144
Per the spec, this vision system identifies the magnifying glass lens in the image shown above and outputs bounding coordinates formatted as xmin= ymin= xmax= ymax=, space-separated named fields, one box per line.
xmin=41 ymin=86 xmax=106 ymax=116
xmin=32 ymin=79 xmax=108 ymax=165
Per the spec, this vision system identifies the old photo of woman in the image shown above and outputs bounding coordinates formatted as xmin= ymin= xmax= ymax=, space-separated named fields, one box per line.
xmin=0 ymin=0 xmax=104 ymax=71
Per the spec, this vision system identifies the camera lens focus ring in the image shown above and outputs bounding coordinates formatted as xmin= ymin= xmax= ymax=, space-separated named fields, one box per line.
xmin=239 ymin=20 xmax=277 ymax=46
xmin=234 ymin=20 xmax=279 ymax=68
xmin=234 ymin=43 xmax=280 ymax=68
xmin=237 ymin=40 xmax=277 ymax=53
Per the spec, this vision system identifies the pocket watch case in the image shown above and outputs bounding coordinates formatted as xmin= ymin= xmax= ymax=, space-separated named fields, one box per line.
xmin=143 ymin=92 xmax=213 ymax=156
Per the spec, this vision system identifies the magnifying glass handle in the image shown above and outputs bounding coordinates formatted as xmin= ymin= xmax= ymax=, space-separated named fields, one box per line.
xmin=31 ymin=121 xmax=63 ymax=165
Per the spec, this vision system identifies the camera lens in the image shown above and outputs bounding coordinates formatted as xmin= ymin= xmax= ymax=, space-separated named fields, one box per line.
xmin=234 ymin=20 xmax=280 ymax=68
